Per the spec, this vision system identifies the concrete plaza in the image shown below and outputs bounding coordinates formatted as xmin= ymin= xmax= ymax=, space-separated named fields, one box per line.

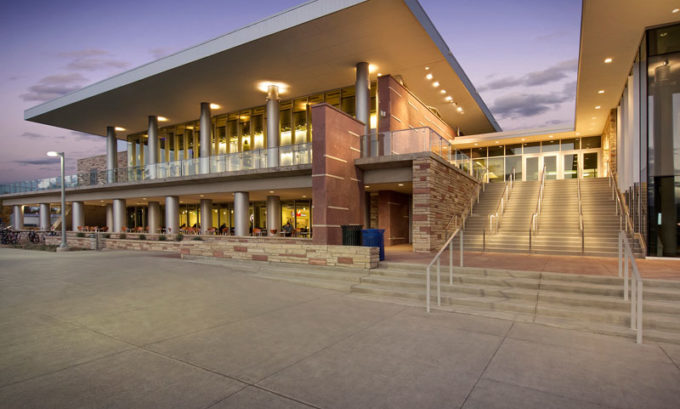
xmin=0 ymin=248 xmax=679 ymax=409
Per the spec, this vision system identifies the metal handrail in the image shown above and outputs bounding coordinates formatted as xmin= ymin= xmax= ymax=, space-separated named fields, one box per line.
xmin=577 ymin=177 xmax=584 ymax=254
xmin=619 ymin=231 xmax=643 ymax=344
xmin=426 ymin=228 xmax=463 ymax=312
xmin=489 ymin=168 xmax=515 ymax=233
xmin=531 ymin=164 xmax=546 ymax=233
xmin=607 ymin=163 xmax=646 ymax=254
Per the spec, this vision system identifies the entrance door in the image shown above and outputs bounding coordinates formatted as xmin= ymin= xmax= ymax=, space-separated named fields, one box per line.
xmin=543 ymin=155 xmax=558 ymax=180
xmin=524 ymin=155 xmax=540 ymax=181
xmin=523 ymin=154 xmax=558 ymax=181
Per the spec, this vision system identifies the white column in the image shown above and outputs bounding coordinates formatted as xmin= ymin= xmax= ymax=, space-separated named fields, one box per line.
xmin=199 ymin=102 xmax=212 ymax=174
xmin=106 ymin=126 xmax=118 ymax=183
xmin=165 ymin=196 xmax=179 ymax=235
xmin=148 ymin=201 xmax=161 ymax=234
xmin=106 ymin=204 xmax=113 ymax=232
xmin=234 ymin=192 xmax=250 ymax=236
xmin=356 ymin=62 xmax=371 ymax=144
xmin=72 ymin=201 xmax=84 ymax=231
xmin=266 ymin=85 xmax=280 ymax=168
xmin=199 ymin=199 xmax=213 ymax=234
xmin=39 ymin=203 xmax=50 ymax=231
xmin=113 ymin=199 xmax=126 ymax=233
xmin=148 ymin=116 xmax=159 ymax=179
xmin=266 ymin=195 xmax=281 ymax=236
xmin=13 ymin=205 xmax=23 ymax=230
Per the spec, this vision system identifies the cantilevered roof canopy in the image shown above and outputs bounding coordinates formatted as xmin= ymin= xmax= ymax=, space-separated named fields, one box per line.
xmin=576 ymin=0 xmax=679 ymax=136
xmin=24 ymin=0 xmax=500 ymax=139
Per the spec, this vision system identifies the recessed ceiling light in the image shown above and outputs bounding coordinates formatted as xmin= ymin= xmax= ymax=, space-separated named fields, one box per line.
xmin=377 ymin=73 xmax=382 ymax=77
xmin=210 ymin=103 xmax=220 ymax=109
xmin=432 ymin=81 xmax=440 ymax=87
xmin=365 ymin=185 xmax=370 ymax=189
xmin=598 ymin=90 xmax=605 ymax=94
xmin=179 ymin=201 xmax=184 ymax=204
xmin=440 ymin=89 xmax=446 ymax=94
xmin=549 ymin=135 xmax=554 ymax=138
xmin=157 ymin=116 xmax=169 ymax=122
xmin=495 ymin=141 xmax=499 ymax=144
xmin=595 ymin=106 xmax=601 ymax=109
xmin=114 ymin=126 xmax=126 ymax=132
xmin=474 ymin=143 xmax=478 ymax=146
xmin=398 ymin=183 xmax=404 ymax=187
xmin=456 ymin=106 xmax=463 ymax=112
xmin=302 ymin=195 xmax=307 ymax=198
xmin=425 ymin=73 xmax=433 ymax=80
xmin=269 ymin=190 xmax=274 ymax=194
xmin=100 ymin=200 xmax=104 ymax=202
xmin=445 ymin=96 xmax=453 ymax=102
xmin=604 ymin=58 xmax=613 ymax=64
xmin=660 ymin=32 xmax=668 ymax=37
xmin=521 ymin=138 xmax=526 ymax=141
xmin=576 ymin=132 xmax=580 ymax=136
xmin=143 ymin=197 xmax=147 ymax=200
xmin=673 ymin=8 xmax=679 ymax=13
xmin=256 ymin=81 xmax=289 ymax=93
xmin=368 ymin=64 xmax=378 ymax=73
xmin=425 ymin=66 xmax=430 ymax=70
xmin=200 ymin=194 xmax=204 ymax=197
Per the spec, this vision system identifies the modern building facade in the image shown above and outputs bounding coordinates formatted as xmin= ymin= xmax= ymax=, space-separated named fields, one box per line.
xmin=1 ymin=0 xmax=679 ymax=257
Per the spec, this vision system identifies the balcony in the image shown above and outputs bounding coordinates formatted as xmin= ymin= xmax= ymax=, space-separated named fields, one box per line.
xmin=1 ymin=143 xmax=312 ymax=195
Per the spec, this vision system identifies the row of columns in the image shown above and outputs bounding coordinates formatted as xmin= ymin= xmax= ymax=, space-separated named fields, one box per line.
xmin=18 ymin=193 xmax=284 ymax=237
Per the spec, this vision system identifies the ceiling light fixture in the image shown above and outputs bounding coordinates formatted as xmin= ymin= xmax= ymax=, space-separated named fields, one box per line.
xmin=157 ymin=116 xmax=168 ymax=122
xmin=604 ymin=57 xmax=613 ymax=64
xmin=365 ymin=185 xmax=370 ymax=189
xmin=210 ymin=103 xmax=220 ymax=109
xmin=425 ymin=73 xmax=433 ymax=80
xmin=673 ymin=8 xmax=679 ymax=13
xmin=114 ymin=126 xmax=126 ymax=132
xmin=440 ymin=89 xmax=446 ymax=94
xmin=269 ymin=190 xmax=275 ymax=194
xmin=445 ymin=96 xmax=452 ymax=102
xmin=595 ymin=106 xmax=601 ymax=109
xmin=256 ymin=81 xmax=289 ymax=93
xmin=398 ymin=183 xmax=404 ymax=187
xmin=598 ymin=90 xmax=605 ymax=94
xmin=432 ymin=81 xmax=440 ymax=87
xmin=368 ymin=64 xmax=378 ymax=73
xmin=425 ymin=66 xmax=430 ymax=70
xmin=456 ymin=106 xmax=463 ymax=112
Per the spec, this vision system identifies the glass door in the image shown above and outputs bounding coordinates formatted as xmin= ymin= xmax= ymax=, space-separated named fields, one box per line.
xmin=562 ymin=152 xmax=579 ymax=179
xmin=524 ymin=155 xmax=540 ymax=181
xmin=582 ymin=151 xmax=599 ymax=178
xmin=543 ymin=155 xmax=558 ymax=180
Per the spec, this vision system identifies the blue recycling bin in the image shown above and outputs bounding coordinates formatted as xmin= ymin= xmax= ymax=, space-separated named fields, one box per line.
xmin=362 ymin=229 xmax=385 ymax=261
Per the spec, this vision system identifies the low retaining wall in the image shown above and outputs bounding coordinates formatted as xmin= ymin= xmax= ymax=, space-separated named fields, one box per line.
xmin=103 ymin=238 xmax=378 ymax=270
xmin=45 ymin=235 xmax=97 ymax=250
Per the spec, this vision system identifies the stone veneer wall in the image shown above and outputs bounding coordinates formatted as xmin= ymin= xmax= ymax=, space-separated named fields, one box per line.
xmin=46 ymin=234 xmax=378 ymax=269
xmin=311 ymin=103 xmax=365 ymax=245
xmin=369 ymin=192 xmax=379 ymax=228
xmin=77 ymin=151 xmax=127 ymax=173
xmin=412 ymin=154 xmax=479 ymax=253
xmin=377 ymin=75 xmax=455 ymax=140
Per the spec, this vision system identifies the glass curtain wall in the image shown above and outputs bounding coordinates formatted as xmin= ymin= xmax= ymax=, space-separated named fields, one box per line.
xmin=645 ymin=23 xmax=680 ymax=256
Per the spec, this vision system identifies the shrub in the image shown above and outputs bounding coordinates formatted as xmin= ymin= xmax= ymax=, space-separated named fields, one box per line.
xmin=175 ymin=233 xmax=183 ymax=242
xmin=76 ymin=232 xmax=85 ymax=238
xmin=139 ymin=234 xmax=146 ymax=240
xmin=119 ymin=233 xmax=127 ymax=239
xmin=158 ymin=234 xmax=167 ymax=241
xmin=192 ymin=236 xmax=203 ymax=241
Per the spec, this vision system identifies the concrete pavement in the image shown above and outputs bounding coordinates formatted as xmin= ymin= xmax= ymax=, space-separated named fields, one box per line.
xmin=0 ymin=248 xmax=678 ymax=409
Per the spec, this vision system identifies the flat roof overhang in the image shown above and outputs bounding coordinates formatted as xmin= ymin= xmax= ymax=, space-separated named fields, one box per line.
xmin=24 ymin=0 xmax=499 ymax=139
xmin=575 ymin=0 xmax=680 ymax=135
xmin=452 ymin=126 xmax=576 ymax=150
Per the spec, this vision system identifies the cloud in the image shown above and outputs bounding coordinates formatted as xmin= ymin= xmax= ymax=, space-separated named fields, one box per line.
xmin=490 ymin=88 xmax=574 ymax=119
xmin=149 ymin=48 xmax=172 ymax=59
xmin=70 ymin=131 xmax=99 ymax=141
xmin=58 ymin=49 xmax=129 ymax=71
xmin=478 ymin=59 xmax=578 ymax=91
xmin=13 ymin=158 xmax=60 ymax=166
xmin=20 ymin=73 xmax=89 ymax=102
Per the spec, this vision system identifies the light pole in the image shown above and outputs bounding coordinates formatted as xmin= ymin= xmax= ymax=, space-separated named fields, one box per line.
xmin=47 ymin=151 xmax=67 ymax=249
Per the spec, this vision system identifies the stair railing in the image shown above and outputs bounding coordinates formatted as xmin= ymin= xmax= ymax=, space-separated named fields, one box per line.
xmin=577 ymin=177 xmax=584 ymax=254
xmin=529 ymin=165 xmax=546 ymax=249
xmin=618 ymin=231 xmax=643 ymax=344
xmin=489 ymin=168 xmax=515 ymax=233
xmin=426 ymin=228 xmax=463 ymax=312
xmin=607 ymin=162 xmax=646 ymax=255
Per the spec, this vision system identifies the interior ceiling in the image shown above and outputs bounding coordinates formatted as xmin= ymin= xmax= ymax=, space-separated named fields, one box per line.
xmin=25 ymin=0 xmax=497 ymax=140
xmin=576 ymin=0 xmax=680 ymax=135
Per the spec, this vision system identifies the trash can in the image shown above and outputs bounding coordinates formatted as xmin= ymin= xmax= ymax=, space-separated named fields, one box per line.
xmin=341 ymin=225 xmax=363 ymax=246
xmin=362 ymin=228 xmax=385 ymax=261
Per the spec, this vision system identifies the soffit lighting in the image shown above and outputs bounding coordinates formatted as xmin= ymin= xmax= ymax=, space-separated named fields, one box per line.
xmin=432 ymin=81 xmax=440 ymax=87
xmin=398 ymin=183 xmax=404 ymax=187
xmin=549 ymin=135 xmax=554 ymax=138
xmin=673 ymin=8 xmax=679 ymax=13
xmin=200 ymin=194 xmax=205 ymax=197
xmin=114 ymin=126 xmax=126 ymax=132
xmin=377 ymin=73 xmax=382 ymax=77
xmin=269 ymin=190 xmax=275 ymax=194
xmin=474 ymin=143 xmax=478 ymax=146
xmin=440 ymin=89 xmax=446 ymax=94
xmin=368 ymin=64 xmax=378 ymax=73
xmin=598 ymin=90 xmax=605 ymax=94
xmin=302 ymin=195 xmax=307 ymax=198
xmin=365 ymin=185 xmax=370 ymax=189
xmin=604 ymin=57 xmax=613 ymax=64
xmin=595 ymin=106 xmax=601 ymax=109
xmin=521 ymin=138 xmax=526 ymax=141
xmin=157 ymin=116 xmax=169 ymax=122
xmin=456 ymin=106 xmax=463 ymax=112
xmin=210 ymin=103 xmax=221 ymax=109
xmin=445 ymin=96 xmax=453 ymax=102
xmin=425 ymin=73 xmax=433 ymax=80
xmin=425 ymin=66 xmax=430 ymax=70
xmin=494 ymin=141 xmax=499 ymax=144
xmin=256 ymin=81 xmax=289 ymax=93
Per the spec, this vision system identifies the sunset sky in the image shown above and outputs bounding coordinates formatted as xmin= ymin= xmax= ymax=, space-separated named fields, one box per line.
xmin=0 ymin=0 xmax=581 ymax=183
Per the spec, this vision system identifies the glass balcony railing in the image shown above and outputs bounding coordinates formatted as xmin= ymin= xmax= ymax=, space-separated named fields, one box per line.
xmin=0 ymin=143 xmax=312 ymax=194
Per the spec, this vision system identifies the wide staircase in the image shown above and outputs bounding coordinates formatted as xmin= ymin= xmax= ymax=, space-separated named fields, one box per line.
xmin=350 ymin=262 xmax=680 ymax=344
xmin=462 ymin=177 xmax=641 ymax=257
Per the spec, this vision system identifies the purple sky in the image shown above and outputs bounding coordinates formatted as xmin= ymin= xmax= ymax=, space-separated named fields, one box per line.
xmin=0 ymin=0 xmax=581 ymax=183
